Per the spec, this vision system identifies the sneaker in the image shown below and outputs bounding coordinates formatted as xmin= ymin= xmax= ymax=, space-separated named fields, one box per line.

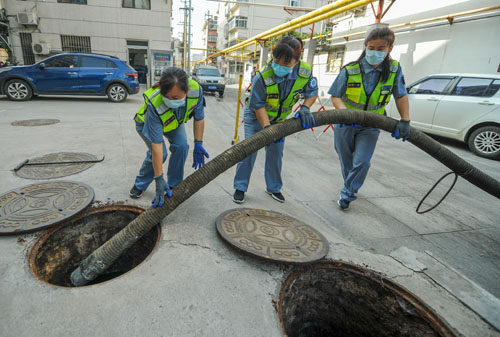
xmin=232 ymin=190 xmax=245 ymax=203
xmin=129 ymin=185 xmax=144 ymax=199
xmin=266 ymin=190 xmax=285 ymax=203
xmin=337 ymin=199 xmax=349 ymax=210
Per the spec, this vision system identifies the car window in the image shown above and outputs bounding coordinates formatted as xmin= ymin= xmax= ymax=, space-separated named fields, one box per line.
xmin=80 ymin=56 xmax=116 ymax=68
xmin=197 ymin=68 xmax=220 ymax=76
xmin=45 ymin=55 xmax=77 ymax=68
xmin=408 ymin=78 xmax=452 ymax=95
xmin=484 ymin=79 xmax=500 ymax=97
xmin=451 ymin=77 xmax=493 ymax=97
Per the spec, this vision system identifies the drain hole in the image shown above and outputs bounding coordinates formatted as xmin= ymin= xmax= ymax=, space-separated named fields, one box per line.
xmin=30 ymin=206 xmax=160 ymax=287
xmin=280 ymin=262 xmax=455 ymax=337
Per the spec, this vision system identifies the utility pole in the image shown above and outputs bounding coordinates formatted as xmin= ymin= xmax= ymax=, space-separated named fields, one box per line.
xmin=187 ymin=0 xmax=192 ymax=73
xmin=181 ymin=1 xmax=188 ymax=72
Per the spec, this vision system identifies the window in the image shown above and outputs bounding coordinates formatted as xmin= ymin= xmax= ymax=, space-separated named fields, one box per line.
xmin=208 ymin=36 xmax=218 ymax=42
xmin=228 ymin=16 xmax=247 ymax=30
xmin=484 ymin=80 xmax=500 ymax=97
xmin=289 ymin=0 xmax=300 ymax=6
xmin=123 ymin=0 xmax=150 ymax=10
xmin=45 ymin=55 xmax=77 ymax=68
xmin=408 ymin=78 xmax=452 ymax=95
xmin=326 ymin=46 xmax=345 ymax=73
xmin=452 ymin=77 xmax=496 ymax=97
xmin=61 ymin=35 xmax=91 ymax=53
xmin=19 ymin=32 xmax=35 ymax=65
xmin=57 ymin=0 xmax=87 ymax=4
xmin=80 ymin=56 xmax=117 ymax=68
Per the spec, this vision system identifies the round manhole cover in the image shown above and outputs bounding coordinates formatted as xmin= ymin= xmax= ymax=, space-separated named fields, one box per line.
xmin=216 ymin=208 xmax=329 ymax=263
xmin=15 ymin=152 xmax=100 ymax=180
xmin=0 ymin=181 xmax=94 ymax=235
xmin=11 ymin=119 xmax=60 ymax=126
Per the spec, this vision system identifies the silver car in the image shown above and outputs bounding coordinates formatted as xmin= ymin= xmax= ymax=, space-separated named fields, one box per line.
xmin=387 ymin=74 xmax=500 ymax=159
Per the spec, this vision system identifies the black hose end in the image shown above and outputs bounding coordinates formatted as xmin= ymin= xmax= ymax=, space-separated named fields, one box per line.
xmin=70 ymin=266 xmax=90 ymax=286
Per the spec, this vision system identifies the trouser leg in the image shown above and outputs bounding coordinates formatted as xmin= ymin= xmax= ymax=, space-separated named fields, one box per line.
xmin=264 ymin=139 xmax=285 ymax=193
xmin=342 ymin=127 xmax=380 ymax=202
xmin=164 ymin=124 xmax=189 ymax=188
xmin=233 ymin=113 xmax=261 ymax=192
xmin=134 ymin=122 xmax=167 ymax=191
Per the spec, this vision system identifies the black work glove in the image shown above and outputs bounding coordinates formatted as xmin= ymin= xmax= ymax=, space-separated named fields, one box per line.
xmin=392 ymin=120 xmax=410 ymax=141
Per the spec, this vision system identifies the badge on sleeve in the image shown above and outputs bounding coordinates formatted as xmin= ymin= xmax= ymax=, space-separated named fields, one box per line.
xmin=309 ymin=77 xmax=318 ymax=89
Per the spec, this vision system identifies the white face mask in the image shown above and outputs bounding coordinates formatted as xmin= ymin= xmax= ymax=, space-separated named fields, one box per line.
xmin=162 ymin=96 xmax=186 ymax=109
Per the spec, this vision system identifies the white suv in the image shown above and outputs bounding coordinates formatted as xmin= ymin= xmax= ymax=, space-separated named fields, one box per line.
xmin=386 ymin=74 xmax=500 ymax=159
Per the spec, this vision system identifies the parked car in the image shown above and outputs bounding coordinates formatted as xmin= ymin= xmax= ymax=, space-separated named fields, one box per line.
xmin=192 ymin=65 xmax=225 ymax=97
xmin=0 ymin=53 xmax=140 ymax=102
xmin=386 ymin=73 xmax=500 ymax=159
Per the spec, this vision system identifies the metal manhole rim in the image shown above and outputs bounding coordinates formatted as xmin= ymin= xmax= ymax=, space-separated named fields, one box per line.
xmin=216 ymin=207 xmax=329 ymax=264
xmin=278 ymin=260 xmax=458 ymax=337
xmin=28 ymin=204 xmax=162 ymax=289
xmin=0 ymin=180 xmax=94 ymax=235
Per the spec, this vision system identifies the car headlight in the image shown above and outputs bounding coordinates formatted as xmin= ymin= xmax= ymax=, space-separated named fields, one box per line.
xmin=198 ymin=79 xmax=206 ymax=84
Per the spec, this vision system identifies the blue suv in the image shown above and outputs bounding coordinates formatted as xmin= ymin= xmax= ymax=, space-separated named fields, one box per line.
xmin=0 ymin=53 xmax=139 ymax=102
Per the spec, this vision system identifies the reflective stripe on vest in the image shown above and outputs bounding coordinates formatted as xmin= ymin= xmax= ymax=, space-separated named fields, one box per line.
xmin=259 ymin=61 xmax=312 ymax=123
xmin=341 ymin=60 xmax=399 ymax=115
xmin=134 ymin=79 xmax=200 ymax=133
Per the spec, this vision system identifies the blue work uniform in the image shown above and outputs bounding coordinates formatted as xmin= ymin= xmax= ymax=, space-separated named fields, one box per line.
xmin=233 ymin=62 xmax=318 ymax=193
xmin=329 ymin=57 xmax=407 ymax=203
xmin=134 ymin=88 xmax=205 ymax=191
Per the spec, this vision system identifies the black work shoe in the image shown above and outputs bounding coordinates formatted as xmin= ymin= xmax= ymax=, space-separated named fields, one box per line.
xmin=129 ymin=185 xmax=144 ymax=199
xmin=337 ymin=199 xmax=349 ymax=210
xmin=266 ymin=190 xmax=285 ymax=203
xmin=232 ymin=190 xmax=245 ymax=204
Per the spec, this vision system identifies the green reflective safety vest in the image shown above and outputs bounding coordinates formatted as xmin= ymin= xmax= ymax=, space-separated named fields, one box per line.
xmin=134 ymin=79 xmax=200 ymax=133
xmin=257 ymin=61 xmax=312 ymax=123
xmin=342 ymin=60 xmax=399 ymax=115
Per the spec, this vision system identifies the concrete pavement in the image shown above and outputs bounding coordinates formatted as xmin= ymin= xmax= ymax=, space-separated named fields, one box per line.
xmin=0 ymin=86 xmax=499 ymax=336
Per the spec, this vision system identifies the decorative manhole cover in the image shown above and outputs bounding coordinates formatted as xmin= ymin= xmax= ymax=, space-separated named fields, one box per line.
xmin=15 ymin=152 xmax=100 ymax=180
xmin=11 ymin=119 xmax=60 ymax=126
xmin=216 ymin=208 xmax=329 ymax=263
xmin=0 ymin=181 xmax=94 ymax=235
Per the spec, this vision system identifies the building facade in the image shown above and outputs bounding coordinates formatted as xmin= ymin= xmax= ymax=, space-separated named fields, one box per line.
xmin=201 ymin=11 xmax=218 ymax=61
xmin=216 ymin=0 xmax=329 ymax=82
xmin=3 ymin=0 xmax=173 ymax=85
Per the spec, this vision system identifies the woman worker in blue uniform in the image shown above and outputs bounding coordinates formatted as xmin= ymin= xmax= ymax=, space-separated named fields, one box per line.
xmin=130 ymin=68 xmax=209 ymax=207
xmin=329 ymin=27 xmax=410 ymax=210
xmin=232 ymin=36 xmax=318 ymax=204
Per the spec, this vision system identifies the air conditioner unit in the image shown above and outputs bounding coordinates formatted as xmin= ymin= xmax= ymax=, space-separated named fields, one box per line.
xmin=17 ymin=12 xmax=37 ymax=25
xmin=32 ymin=43 xmax=50 ymax=55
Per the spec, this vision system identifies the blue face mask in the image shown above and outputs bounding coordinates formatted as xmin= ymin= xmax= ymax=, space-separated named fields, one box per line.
xmin=365 ymin=49 xmax=387 ymax=66
xmin=271 ymin=61 xmax=293 ymax=78
xmin=162 ymin=96 xmax=186 ymax=109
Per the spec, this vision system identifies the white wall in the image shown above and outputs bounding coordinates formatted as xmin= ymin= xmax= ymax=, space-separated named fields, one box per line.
xmin=314 ymin=0 xmax=500 ymax=95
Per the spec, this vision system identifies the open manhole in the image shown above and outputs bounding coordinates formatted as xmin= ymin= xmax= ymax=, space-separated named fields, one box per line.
xmin=15 ymin=152 xmax=101 ymax=179
xmin=11 ymin=119 xmax=60 ymax=127
xmin=279 ymin=261 xmax=457 ymax=337
xmin=29 ymin=205 xmax=160 ymax=287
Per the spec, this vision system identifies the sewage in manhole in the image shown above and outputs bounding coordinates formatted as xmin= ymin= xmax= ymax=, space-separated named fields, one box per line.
xmin=29 ymin=205 xmax=160 ymax=287
xmin=279 ymin=261 xmax=457 ymax=337
xmin=11 ymin=119 xmax=60 ymax=126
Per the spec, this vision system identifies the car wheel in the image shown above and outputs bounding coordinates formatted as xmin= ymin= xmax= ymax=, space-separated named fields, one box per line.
xmin=468 ymin=126 xmax=500 ymax=160
xmin=107 ymin=83 xmax=128 ymax=103
xmin=5 ymin=79 xmax=33 ymax=101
